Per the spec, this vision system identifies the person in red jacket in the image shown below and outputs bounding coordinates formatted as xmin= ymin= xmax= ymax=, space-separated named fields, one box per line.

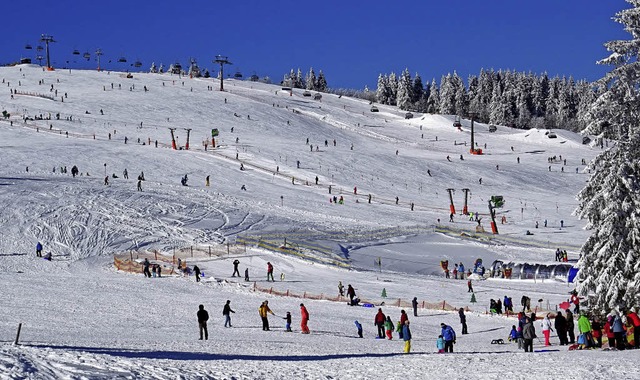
xmin=591 ymin=316 xmax=603 ymax=348
xmin=604 ymin=316 xmax=616 ymax=348
xmin=300 ymin=303 xmax=310 ymax=334
xmin=375 ymin=308 xmax=386 ymax=339
xmin=627 ymin=307 xmax=640 ymax=349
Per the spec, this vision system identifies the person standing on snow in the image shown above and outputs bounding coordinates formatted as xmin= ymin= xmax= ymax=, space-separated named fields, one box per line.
xmin=384 ymin=316 xmax=394 ymax=340
xmin=232 ymin=259 xmax=240 ymax=277
xmin=244 ymin=268 xmax=250 ymax=281
xmin=266 ymin=262 xmax=275 ymax=282
xmin=577 ymin=311 xmax=592 ymax=349
xmin=522 ymin=317 xmax=536 ymax=352
xmin=197 ymin=304 xmax=209 ymax=340
xmin=143 ymin=258 xmax=152 ymax=278
xmin=402 ymin=320 xmax=412 ymax=353
xmin=193 ymin=265 xmax=201 ymax=282
xmin=36 ymin=242 xmax=43 ymax=257
xmin=412 ymin=297 xmax=418 ymax=317
xmin=354 ymin=320 xmax=363 ymax=338
xmin=338 ymin=281 xmax=344 ymax=297
xmin=459 ymin=308 xmax=468 ymax=334
xmin=223 ymin=300 xmax=235 ymax=327
xmin=627 ymin=308 xmax=640 ymax=349
xmin=565 ymin=309 xmax=575 ymax=344
xmin=541 ymin=313 xmax=553 ymax=346
xmin=374 ymin=308 xmax=386 ymax=339
xmin=300 ymin=303 xmax=310 ymax=334
xmin=554 ymin=311 xmax=568 ymax=345
xmin=347 ymin=284 xmax=356 ymax=304
xmin=440 ymin=323 xmax=456 ymax=353
xmin=259 ymin=301 xmax=275 ymax=331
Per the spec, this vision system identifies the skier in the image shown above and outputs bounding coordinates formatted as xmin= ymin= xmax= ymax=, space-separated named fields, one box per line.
xmin=223 ymin=300 xmax=235 ymax=328
xmin=259 ymin=301 xmax=275 ymax=331
xmin=374 ymin=309 xmax=386 ymax=339
xmin=440 ymin=323 xmax=456 ymax=353
xmin=36 ymin=242 xmax=43 ymax=257
xmin=283 ymin=311 xmax=292 ymax=332
xmin=402 ymin=321 xmax=412 ymax=353
xmin=266 ymin=262 xmax=274 ymax=282
xmin=194 ymin=265 xmax=201 ymax=282
xmin=300 ymin=303 xmax=310 ymax=334
xmin=197 ymin=304 xmax=209 ymax=340
xmin=412 ymin=297 xmax=418 ymax=317
xmin=232 ymin=259 xmax=240 ymax=277
xmin=459 ymin=308 xmax=468 ymax=334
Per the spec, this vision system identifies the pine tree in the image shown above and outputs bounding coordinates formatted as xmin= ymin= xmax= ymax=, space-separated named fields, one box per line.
xmin=575 ymin=0 xmax=640 ymax=315
xmin=439 ymin=73 xmax=456 ymax=115
xmin=426 ymin=79 xmax=440 ymax=114
xmin=412 ymin=73 xmax=424 ymax=104
xmin=376 ymin=74 xmax=390 ymax=105
xmin=387 ymin=72 xmax=398 ymax=106
xmin=396 ymin=68 xmax=414 ymax=111
xmin=317 ymin=70 xmax=328 ymax=92
xmin=305 ymin=68 xmax=317 ymax=90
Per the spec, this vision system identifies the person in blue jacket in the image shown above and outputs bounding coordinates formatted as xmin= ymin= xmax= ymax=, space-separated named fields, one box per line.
xmin=441 ymin=323 xmax=456 ymax=353
xmin=36 ymin=242 xmax=43 ymax=257
xmin=402 ymin=320 xmax=412 ymax=353
xmin=354 ymin=320 xmax=363 ymax=338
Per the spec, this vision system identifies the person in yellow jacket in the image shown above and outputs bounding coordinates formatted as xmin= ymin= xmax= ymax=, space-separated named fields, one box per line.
xmin=259 ymin=301 xmax=275 ymax=331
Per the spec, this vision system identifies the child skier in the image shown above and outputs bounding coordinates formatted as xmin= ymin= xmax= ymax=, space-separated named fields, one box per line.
xmin=384 ymin=316 xmax=394 ymax=340
xmin=436 ymin=335 xmax=445 ymax=353
xmin=354 ymin=320 xmax=363 ymax=338
xmin=283 ymin=312 xmax=292 ymax=332
xmin=509 ymin=325 xmax=518 ymax=342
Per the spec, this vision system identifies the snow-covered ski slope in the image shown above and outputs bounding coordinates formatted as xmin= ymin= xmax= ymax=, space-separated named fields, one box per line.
xmin=1 ymin=65 xmax=636 ymax=379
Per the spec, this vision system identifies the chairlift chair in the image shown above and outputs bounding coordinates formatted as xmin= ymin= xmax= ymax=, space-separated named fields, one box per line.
xmin=83 ymin=52 xmax=90 ymax=60
xmin=36 ymin=45 xmax=44 ymax=52
xmin=73 ymin=49 xmax=80 ymax=55
xmin=25 ymin=44 xmax=32 ymax=50
xmin=453 ymin=116 xmax=462 ymax=128
xmin=118 ymin=57 xmax=127 ymax=63
xmin=234 ymin=70 xmax=243 ymax=78
xmin=134 ymin=60 xmax=142 ymax=68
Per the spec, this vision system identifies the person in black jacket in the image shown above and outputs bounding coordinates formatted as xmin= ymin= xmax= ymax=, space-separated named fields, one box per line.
xmin=232 ymin=259 xmax=240 ymax=277
xmin=554 ymin=311 xmax=568 ymax=345
xmin=197 ymin=305 xmax=209 ymax=340
xmin=223 ymin=300 xmax=235 ymax=327
xmin=194 ymin=265 xmax=201 ymax=282
xmin=522 ymin=317 xmax=536 ymax=352
xmin=412 ymin=297 xmax=418 ymax=317
xmin=459 ymin=308 xmax=468 ymax=334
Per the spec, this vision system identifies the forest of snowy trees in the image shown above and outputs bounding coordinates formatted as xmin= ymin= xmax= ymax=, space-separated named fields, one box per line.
xmin=281 ymin=68 xmax=327 ymax=92
xmin=374 ymin=68 xmax=598 ymax=132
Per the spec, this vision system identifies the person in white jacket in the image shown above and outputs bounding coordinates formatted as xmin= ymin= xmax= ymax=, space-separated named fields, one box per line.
xmin=541 ymin=313 xmax=554 ymax=346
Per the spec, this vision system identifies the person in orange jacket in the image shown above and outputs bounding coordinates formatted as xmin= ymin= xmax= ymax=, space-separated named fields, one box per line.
xmin=300 ymin=303 xmax=310 ymax=334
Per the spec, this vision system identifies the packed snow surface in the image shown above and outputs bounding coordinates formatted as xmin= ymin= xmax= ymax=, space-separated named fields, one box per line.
xmin=0 ymin=65 xmax=636 ymax=379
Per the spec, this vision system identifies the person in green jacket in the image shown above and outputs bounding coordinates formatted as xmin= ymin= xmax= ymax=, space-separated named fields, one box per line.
xmin=577 ymin=312 xmax=593 ymax=349
xmin=384 ymin=316 xmax=394 ymax=340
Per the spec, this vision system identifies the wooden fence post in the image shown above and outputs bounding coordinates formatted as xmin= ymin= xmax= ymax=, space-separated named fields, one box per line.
xmin=14 ymin=323 xmax=22 ymax=345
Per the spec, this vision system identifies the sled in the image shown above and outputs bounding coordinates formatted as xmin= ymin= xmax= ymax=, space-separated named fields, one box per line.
xmin=362 ymin=303 xmax=374 ymax=308
xmin=490 ymin=339 xmax=505 ymax=345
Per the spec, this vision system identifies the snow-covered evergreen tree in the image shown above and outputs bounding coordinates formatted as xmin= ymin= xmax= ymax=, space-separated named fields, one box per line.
xmin=412 ymin=73 xmax=424 ymax=104
xmin=426 ymin=79 xmax=440 ymax=114
xmin=575 ymin=0 xmax=640 ymax=315
xmin=387 ymin=72 xmax=398 ymax=106
xmin=439 ymin=74 xmax=456 ymax=115
xmin=317 ymin=70 xmax=328 ymax=92
xmin=396 ymin=68 xmax=414 ymax=111
xmin=305 ymin=68 xmax=317 ymax=91
xmin=376 ymin=74 xmax=390 ymax=105
xmin=149 ymin=62 xmax=157 ymax=74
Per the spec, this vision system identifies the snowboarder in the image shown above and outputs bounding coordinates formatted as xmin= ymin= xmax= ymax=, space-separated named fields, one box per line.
xmin=300 ymin=303 xmax=310 ymax=334
xmin=194 ymin=265 xmax=201 ymax=282
xmin=412 ymin=297 xmax=418 ymax=317
xmin=36 ymin=242 xmax=43 ymax=257
xmin=223 ymin=300 xmax=235 ymax=328
xmin=459 ymin=308 xmax=468 ymax=334
xmin=440 ymin=323 xmax=456 ymax=353
xmin=259 ymin=301 xmax=275 ymax=331
xmin=197 ymin=304 xmax=209 ymax=340
xmin=267 ymin=262 xmax=274 ymax=282
xmin=375 ymin=309 xmax=386 ymax=339
xmin=403 ymin=321 xmax=412 ymax=353
xmin=232 ymin=259 xmax=240 ymax=277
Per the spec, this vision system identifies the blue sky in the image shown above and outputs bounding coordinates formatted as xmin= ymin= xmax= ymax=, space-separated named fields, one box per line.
xmin=1 ymin=0 xmax=629 ymax=89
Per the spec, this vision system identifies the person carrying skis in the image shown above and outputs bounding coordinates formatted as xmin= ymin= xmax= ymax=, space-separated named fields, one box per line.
xmin=232 ymin=259 xmax=240 ymax=277
xmin=259 ymin=300 xmax=275 ymax=331
xmin=300 ymin=303 xmax=310 ymax=334
xmin=374 ymin=308 xmax=386 ymax=339
xmin=223 ymin=300 xmax=235 ymax=327
xmin=440 ymin=323 xmax=456 ymax=353
xmin=266 ymin=262 xmax=274 ymax=282
xmin=197 ymin=304 xmax=209 ymax=340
